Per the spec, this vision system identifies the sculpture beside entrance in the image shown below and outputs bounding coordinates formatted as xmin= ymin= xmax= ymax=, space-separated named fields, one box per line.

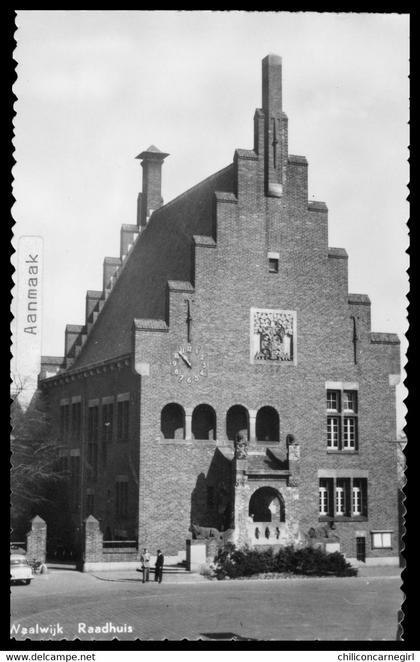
xmin=234 ymin=429 xmax=249 ymax=459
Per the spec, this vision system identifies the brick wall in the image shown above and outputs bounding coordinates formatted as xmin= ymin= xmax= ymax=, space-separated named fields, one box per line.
xmin=43 ymin=364 xmax=140 ymax=540
xmin=42 ymin=56 xmax=400 ymax=563
xmin=132 ymin=139 xmax=400 ymax=558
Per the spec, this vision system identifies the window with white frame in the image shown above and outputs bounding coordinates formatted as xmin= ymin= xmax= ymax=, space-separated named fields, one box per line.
xmin=327 ymin=416 xmax=340 ymax=449
xmin=371 ymin=531 xmax=392 ymax=549
xmin=352 ymin=484 xmax=362 ymax=516
xmin=326 ymin=388 xmax=358 ymax=451
xmin=319 ymin=477 xmax=367 ymax=519
xmin=335 ymin=479 xmax=349 ymax=516
xmin=319 ymin=482 xmax=329 ymax=516
xmin=327 ymin=390 xmax=340 ymax=411
xmin=343 ymin=390 xmax=357 ymax=412
xmin=343 ymin=417 xmax=357 ymax=449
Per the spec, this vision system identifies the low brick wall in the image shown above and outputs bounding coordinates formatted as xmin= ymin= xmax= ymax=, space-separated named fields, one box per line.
xmin=102 ymin=550 xmax=138 ymax=562
xmin=83 ymin=516 xmax=139 ymax=571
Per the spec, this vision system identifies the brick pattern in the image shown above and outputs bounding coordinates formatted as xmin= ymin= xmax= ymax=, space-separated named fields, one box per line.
xmin=41 ymin=55 xmax=400 ymax=563
xmin=26 ymin=516 xmax=47 ymax=563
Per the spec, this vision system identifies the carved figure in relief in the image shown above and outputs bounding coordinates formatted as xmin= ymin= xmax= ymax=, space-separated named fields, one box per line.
xmin=307 ymin=525 xmax=340 ymax=541
xmin=234 ymin=429 xmax=249 ymax=459
xmin=253 ymin=310 xmax=294 ymax=362
xmin=189 ymin=523 xmax=221 ymax=540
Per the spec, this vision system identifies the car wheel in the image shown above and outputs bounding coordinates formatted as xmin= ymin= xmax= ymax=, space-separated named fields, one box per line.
xmin=24 ymin=579 xmax=31 ymax=585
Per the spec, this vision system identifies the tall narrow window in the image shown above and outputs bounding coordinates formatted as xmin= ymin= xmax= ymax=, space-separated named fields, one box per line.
xmin=88 ymin=406 xmax=99 ymax=442
xmin=343 ymin=416 xmax=357 ymax=450
xmin=117 ymin=400 xmax=129 ymax=443
xmin=88 ymin=405 xmax=99 ymax=480
xmin=335 ymin=483 xmax=345 ymax=516
xmin=353 ymin=478 xmax=367 ymax=517
xmin=326 ymin=387 xmax=358 ymax=451
xmin=115 ymin=479 xmax=128 ymax=519
xmin=319 ymin=484 xmax=329 ymax=516
xmin=102 ymin=403 xmax=114 ymax=443
xmin=352 ymin=485 xmax=361 ymax=516
xmin=71 ymin=402 xmax=81 ymax=442
xmin=60 ymin=403 xmax=70 ymax=441
xmin=327 ymin=417 xmax=340 ymax=448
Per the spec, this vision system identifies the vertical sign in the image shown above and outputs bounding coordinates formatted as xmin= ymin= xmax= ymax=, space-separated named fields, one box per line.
xmin=12 ymin=235 xmax=43 ymax=410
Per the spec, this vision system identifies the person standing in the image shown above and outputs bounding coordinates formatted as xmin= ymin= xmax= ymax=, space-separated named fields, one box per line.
xmin=155 ymin=549 xmax=164 ymax=583
xmin=140 ymin=547 xmax=150 ymax=583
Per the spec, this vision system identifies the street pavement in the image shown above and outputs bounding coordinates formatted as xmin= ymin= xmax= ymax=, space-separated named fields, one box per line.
xmin=10 ymin=567 xmax=402 ymax=642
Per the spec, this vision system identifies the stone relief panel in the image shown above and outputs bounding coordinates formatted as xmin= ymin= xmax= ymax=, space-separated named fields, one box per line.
xmin=250 ymin=308 xmax=297 ymax=364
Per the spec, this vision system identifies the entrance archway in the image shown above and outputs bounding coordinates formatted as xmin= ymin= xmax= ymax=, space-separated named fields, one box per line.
xmin=249 ymin=487 xmax=285 ymax=522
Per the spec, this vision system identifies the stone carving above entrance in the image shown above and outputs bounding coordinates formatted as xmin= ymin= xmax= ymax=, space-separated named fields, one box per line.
xmin=250 ymin=308 xmax=296 ymax=364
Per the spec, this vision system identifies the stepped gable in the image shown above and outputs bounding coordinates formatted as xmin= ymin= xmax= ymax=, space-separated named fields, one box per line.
xmin=70 ymin=164 xmax=235 ymax=369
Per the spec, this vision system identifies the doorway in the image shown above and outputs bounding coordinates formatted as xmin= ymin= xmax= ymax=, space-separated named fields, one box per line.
xmin=356 ymin=536 xmax=366 ymax=562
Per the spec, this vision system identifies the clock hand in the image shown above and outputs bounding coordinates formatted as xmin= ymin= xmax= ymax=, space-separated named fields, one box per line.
xmin=178 ymin=351 xmax=192 ymax=368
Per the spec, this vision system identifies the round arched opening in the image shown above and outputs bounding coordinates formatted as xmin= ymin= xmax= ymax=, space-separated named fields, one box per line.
xmin=248 ymin=487 xmax=285 ymax=523
xmin=226 ymin=405 xmax=249 ymax=441
xmin=161 ymin=403 xmax=185 ymax=439
xmin=256 ymin=406 xmax=279 ymax=442
xmin=192 ymin=404 xmax=216 ymax=440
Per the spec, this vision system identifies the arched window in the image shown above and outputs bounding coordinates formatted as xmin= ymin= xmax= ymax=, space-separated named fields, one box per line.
xmin=161 ymin=403 xmax=185 ymax=439
xmin=249 ymin=487 xmax=285 ymax=523
xmin=226 ymin=405 xmax=249 ymax=441
xmin=192 ymin=404 xmax=216 ymax=440
xmin=256 ymin=406 xmax=279 ymax=442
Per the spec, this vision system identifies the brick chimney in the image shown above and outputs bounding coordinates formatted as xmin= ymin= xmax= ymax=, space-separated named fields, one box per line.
xmin=262 ymin=54 xmax=287 ymax=198
xmin=135 ymin=145 xmax=169 ymax=227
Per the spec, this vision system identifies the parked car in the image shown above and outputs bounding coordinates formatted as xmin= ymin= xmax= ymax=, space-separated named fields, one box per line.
xmin=10 ymin=554 xmax=33 ymax=585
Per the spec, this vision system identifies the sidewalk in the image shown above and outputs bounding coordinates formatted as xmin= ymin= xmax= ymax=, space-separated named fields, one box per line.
xmin=356 ymin=565 xmax=402 ymax=578
xmin=84 ymin=564 xmax=401 ymax=584
xmin=90 ymin=566 xmax=208 ymax=584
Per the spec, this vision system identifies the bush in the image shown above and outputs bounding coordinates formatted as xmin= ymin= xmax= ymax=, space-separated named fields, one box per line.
xmin=214 ymin=544 xmax=357 ymax=579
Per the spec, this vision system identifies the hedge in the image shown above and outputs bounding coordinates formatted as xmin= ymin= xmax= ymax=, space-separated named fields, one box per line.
xmin=214 ymin=544 xmax=357 ymax=579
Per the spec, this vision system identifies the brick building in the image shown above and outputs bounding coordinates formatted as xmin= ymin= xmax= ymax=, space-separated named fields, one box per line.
xmin=39 ymin=54 xmax=400 ymax=565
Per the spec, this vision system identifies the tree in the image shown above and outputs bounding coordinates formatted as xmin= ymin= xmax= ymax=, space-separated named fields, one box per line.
xmin=10 ymin=384 xmax=65 ymax=534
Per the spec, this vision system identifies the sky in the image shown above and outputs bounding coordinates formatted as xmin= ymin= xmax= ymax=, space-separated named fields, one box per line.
xmin=12 ymin=11 xmax=409 ymax=433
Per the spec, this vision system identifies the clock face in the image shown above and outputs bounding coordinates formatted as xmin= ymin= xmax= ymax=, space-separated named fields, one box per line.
xmin=170 ymin=343 xmax=208 ymax=384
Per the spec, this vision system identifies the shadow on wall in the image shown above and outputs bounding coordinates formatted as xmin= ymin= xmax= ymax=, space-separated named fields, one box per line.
xmin=190 ymin=449 xmax=233 ymax=531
